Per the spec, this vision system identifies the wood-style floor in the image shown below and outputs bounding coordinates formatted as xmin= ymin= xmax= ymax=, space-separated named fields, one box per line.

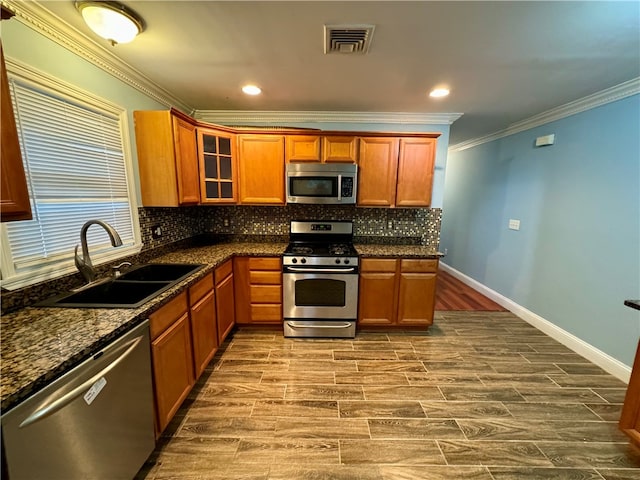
xmin=436 ymin=269 xmax=507 ymax=311
xmin=136 ymin=313 xmax=639 ymax=480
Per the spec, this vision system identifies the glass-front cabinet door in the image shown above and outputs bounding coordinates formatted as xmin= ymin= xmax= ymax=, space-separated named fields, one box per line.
xmin=197 ymin=127 xmax=236 ymax=203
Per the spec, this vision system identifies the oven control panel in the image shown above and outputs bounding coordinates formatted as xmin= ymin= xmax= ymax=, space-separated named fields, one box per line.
xmin=310 ymin=223 xmax=332 ymax=231
xmin=283 ymin=256 xmax=359 ymax=267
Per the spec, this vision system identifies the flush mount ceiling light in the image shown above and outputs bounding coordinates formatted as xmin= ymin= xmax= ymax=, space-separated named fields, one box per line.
xmin=429 ymin=87 xmax=450 ymax=98
xmin=242 ymin=85 xmax=262 ymax=95
xmin=75 ymin=1 xmax=145 ymax=45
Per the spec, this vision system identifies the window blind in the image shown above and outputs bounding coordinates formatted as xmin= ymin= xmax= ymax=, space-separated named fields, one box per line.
xmin=5 ymin=76 xmax=136 ymax=276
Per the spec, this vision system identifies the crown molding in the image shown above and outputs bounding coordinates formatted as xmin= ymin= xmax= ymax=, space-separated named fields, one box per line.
xmin=449 ymin=77 xmax=640 ymax=152
xmin=2 ymin=0 xmax=192 ymax=113
xmin=194 ymin=110 xmax=463 ymax=126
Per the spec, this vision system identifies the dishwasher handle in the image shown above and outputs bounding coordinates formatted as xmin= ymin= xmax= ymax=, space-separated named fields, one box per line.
xmin=19 ymin=334 xmax=144 ymax=429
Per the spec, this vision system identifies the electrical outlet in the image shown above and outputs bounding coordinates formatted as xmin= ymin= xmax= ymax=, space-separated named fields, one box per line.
xmin=151 ymin=225 xmax=162 ymax=239
xmin=508 ymin=219 xmax=521 ymax=231
xmin=444 ymin=248 xmax=448 ymax=255
xmin=387 ymin=220 xmax=394 ymax=230
xmin=223 ymin=219 xmax=230 ymax=227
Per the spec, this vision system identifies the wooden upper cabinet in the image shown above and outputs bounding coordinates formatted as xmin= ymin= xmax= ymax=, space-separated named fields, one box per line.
xmin=134 ymin=110 xmax=199 ymax=206
xmin=0 ymin=43 xmax=32 ymax=222
xmin=197 ymin=127 xmax=236 ymax=203
xmin=286 ymin=135 xmax=358 ymax=163
xmin=357 ymin=136 xmax=437 ymax=208
xmin=173 ymin=116 xmax=200 ymax=204
xmin=357 ymin=137 xmax=399 ymax=207
xmin=237 ymin=134 xmax=285 ymax=204
xmin=323 ymin=136 xmax=358 ymax=163
xmin=286 ymin=135 xmax=321 ymax=162
xmin=396 ymin=138 xmax=436 ymax=207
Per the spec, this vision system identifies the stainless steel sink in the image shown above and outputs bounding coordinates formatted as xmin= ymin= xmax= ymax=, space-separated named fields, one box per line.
xmin=36 ymin=263 xmax=205 ymax=308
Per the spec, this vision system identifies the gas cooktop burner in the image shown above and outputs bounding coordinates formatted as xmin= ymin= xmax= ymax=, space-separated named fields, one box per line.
xmin=285 ymin=243 xmax=358 ymax=257
xmin=284 ymin=220 xmax=359 ymax=265
xmin=329 ymin=244 xmax=350 ymax=255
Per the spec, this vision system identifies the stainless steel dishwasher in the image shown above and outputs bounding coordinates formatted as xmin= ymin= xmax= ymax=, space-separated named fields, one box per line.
xmin=2 ymin=320 xmax=155 ymax=480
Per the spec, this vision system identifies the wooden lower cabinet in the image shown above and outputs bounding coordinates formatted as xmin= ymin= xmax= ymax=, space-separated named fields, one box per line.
xmin=620 ymin=340 xmax=640 ymax=447
xmin=358 ymin=259 xmax=397 ymax=325
xmin=150 ymin=292 xmax=194 ymax=435
xmin=215 ymin=260 xmax=236 ymax=343
xmin=234 ymin=256 xmax=282 ymax=325
xmin=150 ymin=274 xmax=219 ymax=436
xmin=397 ymin=259 xmax=438 ymax=326
xmin=188 ymin=274 xmax=217 ymax=379
xmin=358 ymin=257 xmax=438 ymax=327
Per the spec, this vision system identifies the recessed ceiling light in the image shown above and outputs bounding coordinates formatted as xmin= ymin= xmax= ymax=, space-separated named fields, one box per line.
xmin=429 ymin=88 xmax=450 ymax=98
xmin=242 ymin=85 xmax=262 ymax=95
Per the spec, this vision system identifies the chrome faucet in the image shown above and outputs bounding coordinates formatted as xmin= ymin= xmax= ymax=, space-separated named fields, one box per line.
xmin=74 ymin=220 xmax=123 ymax=284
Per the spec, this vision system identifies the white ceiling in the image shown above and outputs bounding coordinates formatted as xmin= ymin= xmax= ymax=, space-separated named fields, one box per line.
xmin=28 ymin=1 xmax=640 ymax=145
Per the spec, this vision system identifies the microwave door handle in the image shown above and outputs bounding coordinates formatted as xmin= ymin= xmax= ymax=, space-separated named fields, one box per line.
xmin=337 ymin=174 xmax=342 ymax=201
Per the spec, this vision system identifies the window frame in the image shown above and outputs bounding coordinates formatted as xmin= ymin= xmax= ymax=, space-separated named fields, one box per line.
xmin=0 ymin=57 xmax=142 ymax=291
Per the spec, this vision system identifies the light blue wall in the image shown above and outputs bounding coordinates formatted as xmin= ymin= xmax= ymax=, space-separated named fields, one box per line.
xmin=2 ymin=20 xmax=168 ymax=203
xmin=441 ymin=94 xmax=640 ymax=366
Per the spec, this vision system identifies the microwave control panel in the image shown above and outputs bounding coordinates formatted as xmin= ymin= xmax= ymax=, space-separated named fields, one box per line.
xmin=341 ymin=177 xmax=354 ymax=197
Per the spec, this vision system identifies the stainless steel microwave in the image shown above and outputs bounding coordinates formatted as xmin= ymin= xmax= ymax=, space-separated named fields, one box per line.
xmin=286 ymin=163 xmax=357 ymax=204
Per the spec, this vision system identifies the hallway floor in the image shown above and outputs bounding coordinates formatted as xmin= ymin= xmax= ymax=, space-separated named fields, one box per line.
xmin=136 ymin=311 xmax=640 ymax=480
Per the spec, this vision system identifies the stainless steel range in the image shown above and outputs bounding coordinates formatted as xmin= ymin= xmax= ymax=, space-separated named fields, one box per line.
xmin=283 ymin=220 xmax=359 ymax=338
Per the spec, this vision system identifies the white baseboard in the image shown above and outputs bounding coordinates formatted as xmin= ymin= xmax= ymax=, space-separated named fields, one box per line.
xmin=439 ymin=262 xmax=631 ymax=383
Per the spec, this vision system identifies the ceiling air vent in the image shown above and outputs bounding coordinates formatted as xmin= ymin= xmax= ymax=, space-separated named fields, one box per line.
xmin=324 ymin=24 xmax=375 ymax=54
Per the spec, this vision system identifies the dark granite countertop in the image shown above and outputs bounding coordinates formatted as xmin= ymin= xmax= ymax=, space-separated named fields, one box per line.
xmin=1 ymin=241 xmax=440 ymax=412
xmin=355 ymin=244 xmax=444 ymax=258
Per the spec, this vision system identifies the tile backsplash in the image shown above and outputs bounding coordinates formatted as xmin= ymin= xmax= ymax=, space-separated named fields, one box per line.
xmin=140 ymin=205 xmax=442 ymax=249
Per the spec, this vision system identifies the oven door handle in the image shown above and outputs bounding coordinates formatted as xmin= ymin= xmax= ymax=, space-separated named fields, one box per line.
xmin=284 ymin=266 xmax=356 ymax=273
xmin=286 ymin=322 xmax=353 ymax=329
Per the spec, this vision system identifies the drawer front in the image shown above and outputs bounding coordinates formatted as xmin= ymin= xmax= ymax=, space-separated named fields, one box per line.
xmin=361 ymin=258 xmax=398 ymax=273
xmin=149 ymin=291 xmax=188 ymax=340
xmin=188 ymin=273 xmax=214 ymax=304
xmin=250 ymin=304 xmax=282 ymax=322
xmin=401 ymin=259 xmax=439 ymax=273
xmin=214 ymin=259 xmax=233 ymax=284
xmin=250 ymin=285 xmax=282 ymax=304
xmin=250 ymin=270 xmax=281 ymax=285
xmin=248 ymin=257 xmax=281 ymax=270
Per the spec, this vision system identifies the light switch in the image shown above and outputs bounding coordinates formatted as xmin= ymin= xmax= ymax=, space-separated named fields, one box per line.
xmin=508 ymin=219 xmax=520 ymax=231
